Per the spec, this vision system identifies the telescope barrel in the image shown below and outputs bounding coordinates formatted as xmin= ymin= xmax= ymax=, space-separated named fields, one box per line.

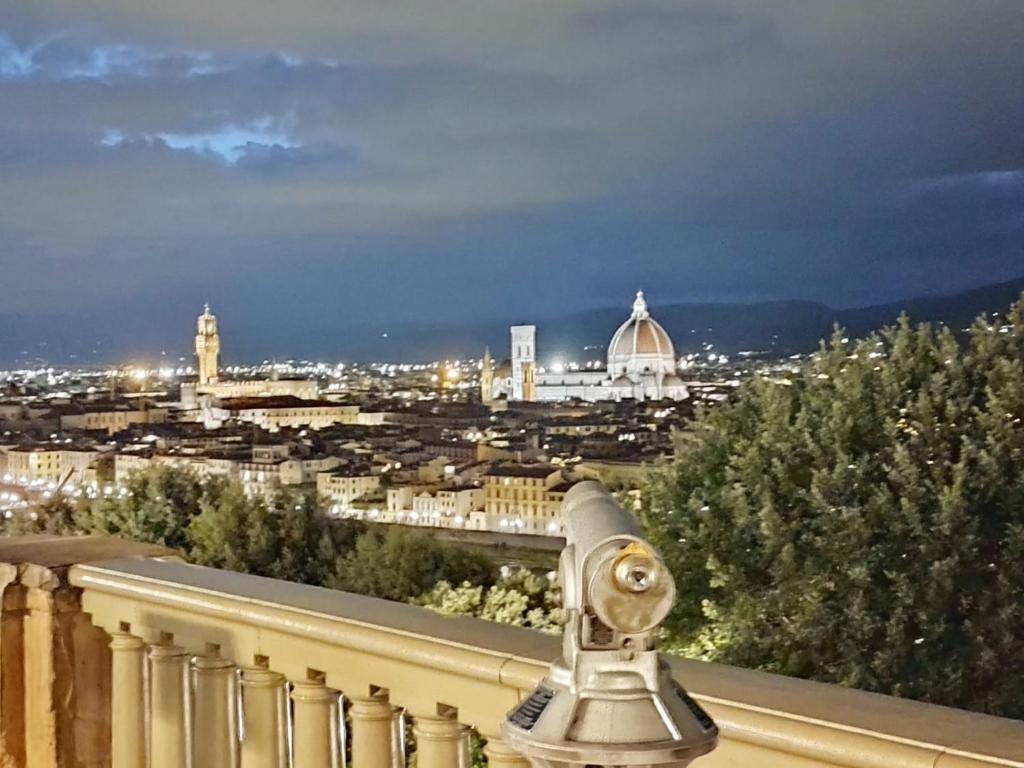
xmin=562 ymin=480 xmax=643 ymax=553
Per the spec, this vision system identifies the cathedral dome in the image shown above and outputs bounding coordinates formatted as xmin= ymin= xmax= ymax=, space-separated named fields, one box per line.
xmin=607 ymin=291 xmax=677 ymax=377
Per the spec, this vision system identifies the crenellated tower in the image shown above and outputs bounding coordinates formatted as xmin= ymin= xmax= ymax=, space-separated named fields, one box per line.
xmin=195 ymin=303 xmax=221 ymax=385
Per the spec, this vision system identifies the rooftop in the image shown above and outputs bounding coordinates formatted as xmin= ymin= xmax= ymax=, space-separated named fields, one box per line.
xmin=484 ymin=464 xmax=558 ymax=479
xmin=221 ymin=396 xmax=354 ymax=410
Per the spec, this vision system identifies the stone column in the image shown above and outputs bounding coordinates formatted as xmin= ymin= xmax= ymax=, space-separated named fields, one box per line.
xmin=109 ymin=633 xmax=146 ymax=768
xmin=349 ymin=697 xmax=395 ymax=768
xmin=0 ymin=564 xmax=20 ymax=765
xmin=239 ymin=668 xmax=288 ymax=768
xmin=192 ymin=655 xmax=239 ymax=768
xmin=21 ymin=567 xmax=63 ymax=768
xmin=291 ymin=680 xmax=340 ymax=768
xmin=412 ymin=714 xmax=463 ymax=768
xmin=481 ymin=736 xmax=531 ymax=768
xmin=149 ymin=644 xmax=190 ymax=768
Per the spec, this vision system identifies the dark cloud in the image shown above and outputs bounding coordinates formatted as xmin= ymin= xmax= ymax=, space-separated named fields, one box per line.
xmin=0 ymin=1 xmax=1022 ymax=362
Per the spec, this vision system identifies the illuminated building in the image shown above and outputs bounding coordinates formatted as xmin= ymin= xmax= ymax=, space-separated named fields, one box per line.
xmin=510 ymin=325 xmax=536 ymax=401
xmin=185 ymin=304 xmax=319 ymax=404
xmin=195 ymin=303 xmax=221 ymax=386
xmin=317 ymin=467 xmax=381 ymax=512
xmin=495 ymin=291 xmax=689 ymax=403
xmin=480 ymin=347 xmax=495 ymax=406
xmin=481 ymin=464 xmax=573 ymax=535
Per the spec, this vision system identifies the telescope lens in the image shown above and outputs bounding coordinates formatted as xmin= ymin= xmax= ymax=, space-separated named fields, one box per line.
xmin=614 ymin=553 xmax=658 ymax=593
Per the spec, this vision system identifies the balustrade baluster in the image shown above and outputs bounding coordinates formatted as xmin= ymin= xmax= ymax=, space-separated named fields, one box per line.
xmin=480 ymin=736 xmax=530 ymax=768
xmin=411 ymin=712 xmax=463 ymax=768
xmin=193 ymin=655 xmax=239 ymax=768
xmin=109 ymin=632 xmax=146 ymax=768
xmin=239 ymin=667 xmax=289 ymax=768
xmin=149 ymin=643 xmax=190 ymax=768
xmin=349 ymin=696 xmax=396 ymax=768
xmin=291 ymin=678 xmax=341 ymax=768
xmin=389 ymin=709 xmax=405 ymax=768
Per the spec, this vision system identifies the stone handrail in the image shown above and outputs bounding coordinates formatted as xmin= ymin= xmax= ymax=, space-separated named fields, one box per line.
xmin=1 ymin=537 xmax=1022 ymax=768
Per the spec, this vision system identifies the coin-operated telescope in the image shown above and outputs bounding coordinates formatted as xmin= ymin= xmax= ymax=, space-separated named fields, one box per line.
xmin=503 ymin=481 xmax=717 ymax=768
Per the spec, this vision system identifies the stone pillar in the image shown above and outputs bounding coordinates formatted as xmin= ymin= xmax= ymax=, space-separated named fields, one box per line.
xmin=21 ymin=570 xmax=60 ymax=768
xmin=0 ymin=565 xmax=26 ymax=768
xmin=193 ymin=655 xmax=239 ymax=768
xmin=239 ymin=668 xmax=288 ymax=768
xmin=149 ymin=644 xmax=190 ymax=768
xmin=72 ymin=609 xmax=113 ymax=768
xmin=291 ymin=680 xmax=340 ymax=768
xmin=389 ymin=710 xmax=405 ymax=768
xmin=482 ymin=737 xmax=531 ymax=768
xmin=109 ymin=633 xmax=146 ymax=768
xmin=412 ymin=714 xmax=463 ymax=768
xmin=349 ymin=697 xmax=395 ymax=768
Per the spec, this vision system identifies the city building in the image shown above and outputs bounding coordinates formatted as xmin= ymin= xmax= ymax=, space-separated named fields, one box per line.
xmin=489 ymin=291 xmax=690 ymax=403
xmin=481 ymin=464 xmax=575 ymax=535
xmin=202 ymin=397 xmax=366 ymax=432
xmin=409 ymin=486 xmax=484 ymax=528
xmin=317 ymin=467 xmax=381 ymax=513
xmin=0 ymin=302 xmax=713 ymax=539
xmin=480 ymin=348 xmax=495 ymax=406
xmin=195 ymin=303 xmax=221 ymax=386
xmin=2 ymin=445 xmax=103 ymax=487
xmin=510 ymin=325 xmax=537 ymax=402
xmin=185 ymin=304 xmax=319 ymax=403
xmin=57 ymin=402 xmax=169 ymax=436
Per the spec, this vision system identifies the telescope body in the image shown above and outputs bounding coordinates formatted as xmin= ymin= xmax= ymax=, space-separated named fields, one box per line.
xmin=503 ymin=481 xmax=718 ymax=768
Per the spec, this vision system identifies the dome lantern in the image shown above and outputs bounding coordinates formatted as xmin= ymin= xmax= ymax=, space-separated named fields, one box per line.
xmin=632 ymin=290 xmax=650 ymax=319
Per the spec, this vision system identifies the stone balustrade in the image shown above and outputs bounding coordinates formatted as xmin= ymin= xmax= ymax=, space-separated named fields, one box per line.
xmin=0 ymin=536 xmax=1022 ymax=768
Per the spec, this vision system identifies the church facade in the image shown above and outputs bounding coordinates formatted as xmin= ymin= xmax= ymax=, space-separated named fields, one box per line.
xmin=485 ymin=291 xmax=689 ymax=404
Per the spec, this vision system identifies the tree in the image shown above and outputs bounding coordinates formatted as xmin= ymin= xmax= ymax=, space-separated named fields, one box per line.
xmin=189 ymin=482 xmax=365 ymax=585
xmin=2 ymin=494 xmax=87 ymax=536
xmin=187 ymin=478 xmax=280 ymax=574
xmin=418 ymin=567 xmax=563 ymax=633
xmin=327 ymin=526 xmax=497 ymax=601
xmin=12 ymin=467 xmax=500 ymax=617
xmin=83 ymin=466 xmax=204 ymax=551
xmin=644 ymin=297 xmax=1024 ymax=718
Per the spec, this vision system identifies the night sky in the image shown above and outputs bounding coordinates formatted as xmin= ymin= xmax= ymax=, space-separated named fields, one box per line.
xmin=1 ymin=1 xmax=1022 ymax=360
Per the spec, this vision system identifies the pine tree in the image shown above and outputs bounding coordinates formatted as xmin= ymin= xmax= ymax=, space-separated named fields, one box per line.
xmin=188 ymin=480 xmax=364 ymax=584
xmin=327 ymin=526 xmax=496 ymax=601
xmin=2 ymin=494 xmax=86 ymax=535
xmin=644 ymin=296 xmax=1024 ymax=718
xmin=84 ymin=465 xmax=204 ymax=551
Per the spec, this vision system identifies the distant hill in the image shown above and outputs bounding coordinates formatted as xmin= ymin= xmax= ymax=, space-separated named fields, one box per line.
xmin=833 ymin=278 xmax=1024 ymax=342
xmin=1 ymin=277 xmax=1022 ymax=366
xmin=395 ymin=276 xmax=1024 ymax=363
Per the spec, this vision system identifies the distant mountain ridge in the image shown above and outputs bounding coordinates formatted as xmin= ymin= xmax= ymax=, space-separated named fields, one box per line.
xmin=423 ymin=276 xmax=1024 ymax=364
xmin=1 ymin=277 xmax=1022 ymax=366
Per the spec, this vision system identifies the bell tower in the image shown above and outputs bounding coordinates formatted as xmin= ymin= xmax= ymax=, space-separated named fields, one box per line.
xmin=510 ymin=325 xmax=536 ymax=402
xmin=480 ymin=347 xmax=495 ymax=406
xmin=195 ymin=303 xmax=221 ymax=385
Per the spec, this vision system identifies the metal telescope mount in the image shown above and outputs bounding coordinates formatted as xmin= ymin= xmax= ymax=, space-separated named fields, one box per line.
xmin=503 ymin=481 xmax=718 ymax=768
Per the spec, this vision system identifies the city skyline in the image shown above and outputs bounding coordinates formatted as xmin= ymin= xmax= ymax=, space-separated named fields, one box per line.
xmin=1 ymin=1 xmax=1023 ymax=360
xmin=2 ymin=1 xmax=1024 ymax=755
xmin=2 ymin=273 xmax=1024 ymax=366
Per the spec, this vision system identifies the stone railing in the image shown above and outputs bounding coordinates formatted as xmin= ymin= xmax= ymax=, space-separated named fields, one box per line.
xmin=1 ymin=535 xmax=1023 ymax=768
